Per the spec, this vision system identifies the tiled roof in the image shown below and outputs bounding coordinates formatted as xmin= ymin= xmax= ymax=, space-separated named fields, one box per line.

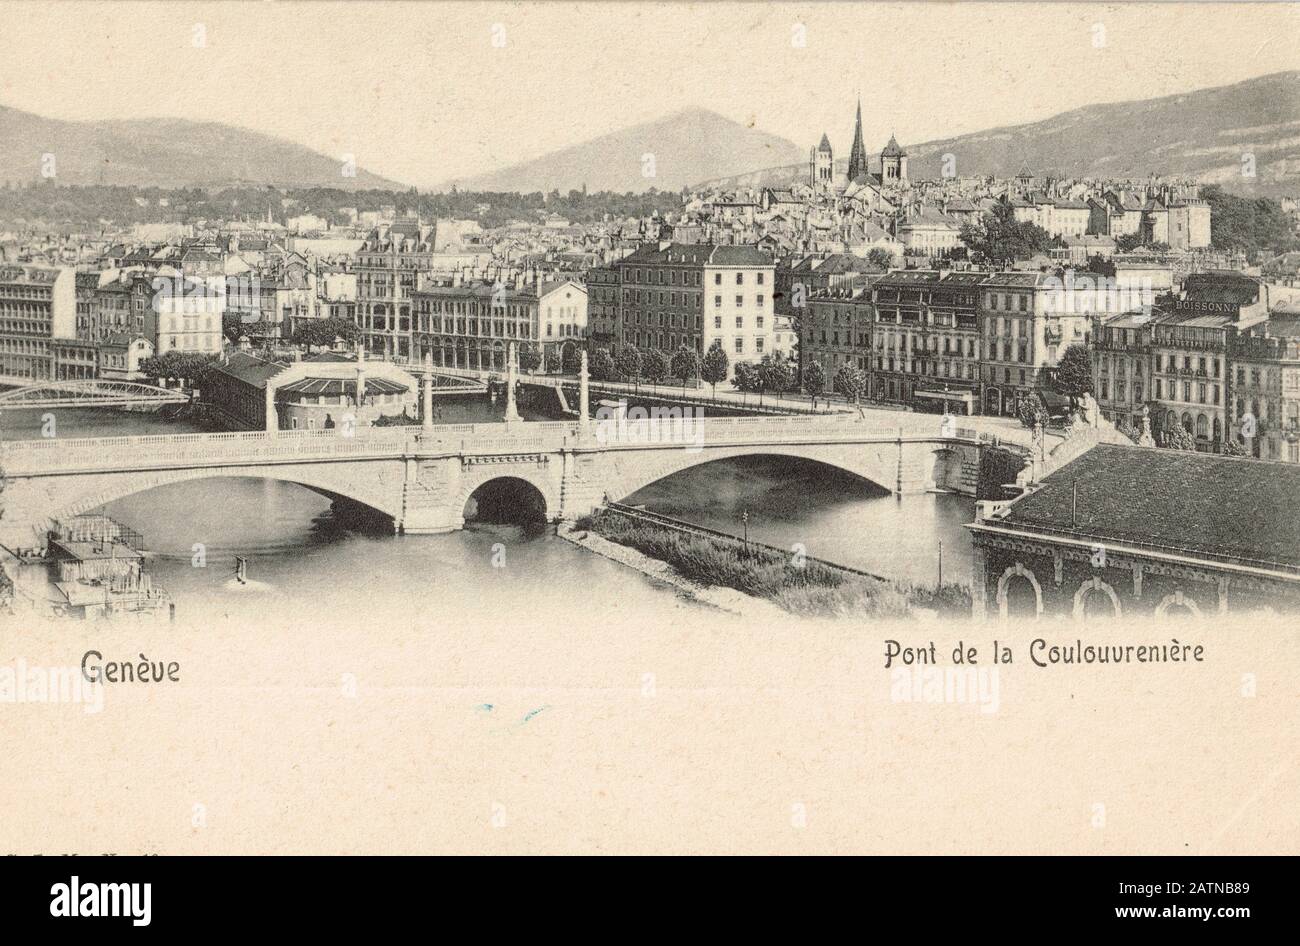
xmin=881 ymin=135 xmax=906 ymax=157
xmin=208 ymin=351 xmax=286 ymax=389
xmin=1001 ymin=444 xmax=1300 ymax=570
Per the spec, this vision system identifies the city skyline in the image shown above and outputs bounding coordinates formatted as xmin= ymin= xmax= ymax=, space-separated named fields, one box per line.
xmin=2 ymin=2 xmax=1298 ymax=188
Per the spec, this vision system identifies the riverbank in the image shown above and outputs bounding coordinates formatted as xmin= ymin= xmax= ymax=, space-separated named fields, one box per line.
xmin=565 ymin=509 xmax=971 ymax=620
xmin=557 ymin=520 xmax=790 ymax=620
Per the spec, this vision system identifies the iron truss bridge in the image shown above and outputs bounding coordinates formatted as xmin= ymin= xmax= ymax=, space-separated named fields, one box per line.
xmin=0 ymin=379 xmax=191 ymax=410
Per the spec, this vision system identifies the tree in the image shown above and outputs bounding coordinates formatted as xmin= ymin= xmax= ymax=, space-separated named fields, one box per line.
xmin=1053 ymin=343 xmax=1094 ymax=407
xmin=832 ymin=364 xmax=866 ymax=402
xmin=803 ymin=361 xmax=826 ymax=405
xmin=1202 ymin=184 xmax=1300 ymax=257
xmin=293 ymin=316 xmax=359 ymax=353
xmin=1221 ymin=436 xmax=1248 ymax=457
xmin=590 ymin=347 xmax=615 ymax=382
xmin=139 ymin=351 xmax=216 ymax=389
xmin=731 ymin=361 xmax=759 ymax=400
xmin=615 ymin=345 xmax=642 ymax=387
xmin=643 ymin=349 xmax=670 ymax=384
xmin=866 ymin=247 xmax=896 ymax=270
xmin=759 ymin=354 xmax=795 ymax=399
xmin=1016 ymin=394 xmax=1049 ymax=431
xmin=669 ymin=345 xmax=701 ymax=390
xmin=700 ymin=341 xmax=729 ymax=398
xmin=517 ymin=344 xmax=542 ymax=374
xmin=1163 ymin=424 xmax=1197 ymax=451
xmin=561 ymin=343 xmax=582 ymax=375
xmin=222 ymin=311 xmax=246 ymax=345
xmin=959 ymin=202 xmax=1055 ymax=263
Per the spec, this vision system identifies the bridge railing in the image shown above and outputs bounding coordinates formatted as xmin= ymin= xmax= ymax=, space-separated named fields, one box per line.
xmin=2 ymin=413 xmax=1016 ymax=475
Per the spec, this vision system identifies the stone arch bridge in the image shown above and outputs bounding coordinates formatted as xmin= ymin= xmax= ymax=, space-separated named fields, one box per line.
xmin=0 ymin=414 xmax=1017 ymax=551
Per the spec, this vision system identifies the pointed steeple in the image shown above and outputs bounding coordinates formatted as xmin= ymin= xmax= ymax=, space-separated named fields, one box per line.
xmin=847 ymin=98 xmax=868 ymax=183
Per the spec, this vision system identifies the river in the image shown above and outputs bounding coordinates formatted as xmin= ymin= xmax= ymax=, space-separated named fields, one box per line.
xmin=1 ymin=399 xmax=975 ymax=624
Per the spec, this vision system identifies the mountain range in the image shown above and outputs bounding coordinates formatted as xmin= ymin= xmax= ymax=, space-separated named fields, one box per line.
xmin=447 ymin=108 xmax=806 ymax=194
xmin=3 ymin=70 xmax=1298 ymax=196
xmin=696 ymin=71 xmax=1300 ymax=196
xmin=0 ymin=106 xmax=400 ymax=189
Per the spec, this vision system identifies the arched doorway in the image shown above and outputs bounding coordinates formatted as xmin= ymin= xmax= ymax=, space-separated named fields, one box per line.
xmin=1003 ymin=576 xmax=1039 ymax=617
xmin=997 ymin=563 xmax=1042 ymax=619
xmin=985 ymin=387 xmax=1002 ymax=416
xmin=1155 ymin=590 xmax=1201 ymax=618
xmin=463 ymin=477 xmax=548 ymax=527
xmin=1072 ymin=577 xmax=1121 ymax=619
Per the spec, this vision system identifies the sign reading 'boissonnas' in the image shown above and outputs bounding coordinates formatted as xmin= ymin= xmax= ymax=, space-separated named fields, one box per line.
xmin=1172 ymin=300 xmax=1240 ymax=314
xmin=49 ymin=876 xmax=152 ymax=926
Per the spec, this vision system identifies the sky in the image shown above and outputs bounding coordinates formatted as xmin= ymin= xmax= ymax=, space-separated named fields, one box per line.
xmin=2 ymin=1 xmax=1299 ymax=187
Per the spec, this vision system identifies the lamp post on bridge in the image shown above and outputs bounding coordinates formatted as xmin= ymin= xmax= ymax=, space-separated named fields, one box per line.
xmin=578 ymin=350 xmax=590 ymax=430
xmin=503 ymin=342 xmax=522 ymax=424
xmin=421 ymin=351 xmax=434 ymax=432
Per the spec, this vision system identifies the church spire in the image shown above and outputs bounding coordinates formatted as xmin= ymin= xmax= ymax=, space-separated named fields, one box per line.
xmin=847 ymin=97 xmax=868 ymax=183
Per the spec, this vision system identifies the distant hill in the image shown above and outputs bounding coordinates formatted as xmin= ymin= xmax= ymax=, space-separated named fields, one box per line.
xmin=0 ymin=105 xmax=401 ymax=189
xmin=451 ymin=107 xmax=806 ymax=194
xmin=697 ymin=71 xmax=1300 ymax=196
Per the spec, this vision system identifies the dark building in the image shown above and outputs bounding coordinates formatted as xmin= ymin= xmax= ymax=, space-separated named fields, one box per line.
xmin=969 ymin=443 xmax=1300 ymax=620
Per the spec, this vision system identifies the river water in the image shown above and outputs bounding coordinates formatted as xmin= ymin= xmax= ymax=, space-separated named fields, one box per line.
xmin=2 ymin=399 xmax=974 ymax=624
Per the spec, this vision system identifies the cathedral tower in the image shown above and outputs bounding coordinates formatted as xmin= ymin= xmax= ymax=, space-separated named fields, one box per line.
xmin=809 ymin=134 xmax=834 ymax=188
xmin=881 ymin=134 xmax=909 ymax=185
xmin=846 ymin=99 xmax=868 ymax=182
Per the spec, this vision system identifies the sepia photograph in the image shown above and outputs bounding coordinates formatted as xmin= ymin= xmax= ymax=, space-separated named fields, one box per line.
xmin=0 ymin=0 xmax=1295 ymax=909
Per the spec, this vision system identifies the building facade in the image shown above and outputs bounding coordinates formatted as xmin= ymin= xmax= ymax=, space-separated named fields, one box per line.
xmin=355 ymin=219 xmax=436 ymax=360
xmin=0 ymin=264 xmax=76 ymax=381
xmin=411 ymin=280 xmax=538 ymax=371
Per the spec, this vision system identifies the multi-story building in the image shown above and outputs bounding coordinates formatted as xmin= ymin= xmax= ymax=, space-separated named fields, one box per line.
xmin=1090 ymin=311 xmax=1152 ymax=432
xmin=1143 ymin=307 xmax=1233 ymax=452
xmin=978 ymin=272 xmax=1091 ymax=417
xmin=616 ymin=243 xmax=774 ymax=376
xmin=801 ymin=288 xmax=872 ymax=392
xmin=355 ymin=218 xmax=436 ymax=360
xmin=585 ymin=265 xmax=619 ymax=347
xmin=91 ymin=276 xmax=137 ymax=342
xmin=144 ymin=274 xmax=225 ymax=355
xmin=897 ymin=209 xmax=961 ymax=259
xmin=52 ymin=338 xmax=99 ymax=380
xmin=1092 ymin=273 xmax=1265 ymax=452
xmin=411 ymin=279 xmax=538 ymax=371
xmin=0 ymin=263 xmax=76 ymax=381
xmin=74 ymin=271 xmax=99 ymax=341
xmin=538 ymin=279 xmax=588 ymax=368
xmin=868 ymin=270 xmax=984 ymax=413
xmin=1230 ymin=311 xmax=1300 ymax=461
xmin=701 ymin=245 xmax=776 ymax=369
xmin=99 ymin=333 xmax=154 ymax=381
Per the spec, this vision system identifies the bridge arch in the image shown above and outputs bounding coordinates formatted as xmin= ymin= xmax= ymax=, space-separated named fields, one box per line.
xmin=17 ymin=464 xmax=405 ymax=542
xmin=0 ymin=379 xmax=189 ymax=408
xmin=600 ymin=442 xmax=902 ymax=503
xmin=452 ymin=468 xmax=559 ymax=527
xmin=462 ymin=476 xmax=549 ymax=526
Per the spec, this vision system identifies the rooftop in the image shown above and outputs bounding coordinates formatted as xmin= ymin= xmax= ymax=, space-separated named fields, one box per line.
xmin=996 ymin=444 xmax=1300 ymax=572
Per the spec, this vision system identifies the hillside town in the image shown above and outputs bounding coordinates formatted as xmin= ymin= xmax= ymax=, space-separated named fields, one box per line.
xmin=3 ymin=98 xmax=1300 ymax=466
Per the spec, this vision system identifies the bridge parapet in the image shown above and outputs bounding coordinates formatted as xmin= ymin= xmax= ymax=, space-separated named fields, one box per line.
xmin=2 ymin=412 xmax=1023 ymax=478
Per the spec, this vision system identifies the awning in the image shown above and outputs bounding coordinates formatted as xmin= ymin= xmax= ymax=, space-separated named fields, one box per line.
xmin=914 ymin=389 xmax=975 ymax=402
xmin=278 ymin=377 xmax=409 ymax=397
xmin=1040 ymin=390 xmax=1071 ymax=410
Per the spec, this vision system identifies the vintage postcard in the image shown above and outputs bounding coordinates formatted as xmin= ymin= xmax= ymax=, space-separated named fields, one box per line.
xmin=0 ymin=0 xmax=1296 ymax=889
